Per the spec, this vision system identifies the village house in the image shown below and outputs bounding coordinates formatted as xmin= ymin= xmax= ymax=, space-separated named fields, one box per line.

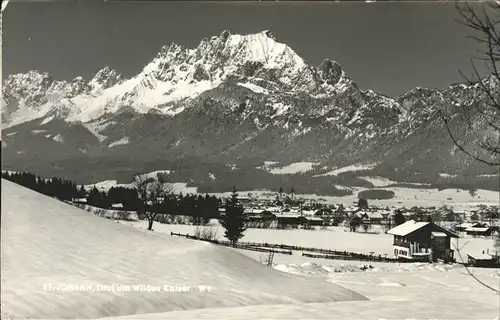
xmin=465 ymin=224 xmax=492 ymax=237
xmin=345 ymin=206 xmax=359 ymax=214
xmin=243 ymin=208 xmax=263 ymax=215
xmin=236 ymin=196 xmax=253 ymax=207
xmin=245 ymin=210 xmax=277 ymax=228
xmin=379 ymin=209 xmax=393 ymax=221
xmin=467 ymin=249 xmax=500 ymax=267
xmin=402 ymin=211 xmax=413 ymax=220
xmin=276 ymin=215 xmax=302 ymax=229
xmin=72 ymin=198 xmax=87 ymax=204
xmin=314 ymin=208 xmax=333 ymax=217
xmin=454 ymin=222 xmax=477 ymax=232
xmin=387 ymin=220 xmax=459 ymax=262
xmin=302 ymin=216 xmax=324 ymax=227
xmin=360 ymin=211 xmax=384 ymax=224
xmin=300 ymin=209 xmax=317 ymax=217
xmin=455 ymin=222 xmax=493 ymax=236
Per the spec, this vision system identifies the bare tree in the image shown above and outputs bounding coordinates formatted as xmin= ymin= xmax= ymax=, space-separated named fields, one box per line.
xmin=362 ymin=222 xmax=370 ymax=233
xmin=453 ymin=240 xmax=499 ymax=294
xmin=135 ymin=175 xmax=173 ymax=231
xmin=438 ymin=4 xmax=500 ymax=295
xmin=440 ymin=2 xmax=500 ymax=166
xmin=194 ymin=226 xmax=218 ymax=241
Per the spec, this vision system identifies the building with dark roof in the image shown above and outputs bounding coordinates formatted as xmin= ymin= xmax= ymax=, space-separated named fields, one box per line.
xmin=387 ymin=220 xmax=459 ymax=262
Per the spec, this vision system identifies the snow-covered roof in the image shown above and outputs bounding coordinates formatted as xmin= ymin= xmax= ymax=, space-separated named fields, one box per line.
xmin=301 ymin=210 xmax=316 ymax=216
xmin=465 ymin=227 xmax=490 ymax=232
xmin=305 ymin=217 xmax=323 ymax=222
xmin=378 ymin=210 xmax=392 ymax=216
xmin=467 ymin=253 xmax=493 ymax=260
xmin=456 ymin=222 xmax=474 ymax=228
xmin=277 ymin=214 xmax=302 ymax=219
xmin=367 ymin=212 xmax=383 ymax=219
xmin=264 ymin=206 xmax=282 ymax=212
xmin=244 ymin=208 xmax=264 ymax=215
xmin=387 ymin=220 xmax=429 ymax=236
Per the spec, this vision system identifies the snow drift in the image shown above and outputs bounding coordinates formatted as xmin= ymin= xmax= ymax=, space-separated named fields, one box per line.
xmin=0 ymin=179 xmax=365 ymax=319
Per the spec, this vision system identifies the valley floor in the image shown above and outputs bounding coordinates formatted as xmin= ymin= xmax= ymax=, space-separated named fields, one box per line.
xmin=123 ymin=220 xmax=498 ymax=260
xmin=83 ymin=175 xmax=500 ymax=211
xmin=206 ymin=186 xmax=500 ymax=211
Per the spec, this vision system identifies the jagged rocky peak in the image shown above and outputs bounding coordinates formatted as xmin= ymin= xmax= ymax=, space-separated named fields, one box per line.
xmin=2 ymin=70 xmax=56 ymax=109
xmin=143 ymin=30 xmax=308 ymax=87
xmin=398 ymin=87 xmax=443 ymax=111
xmin=72 ymin=76 xmax=85 ymax=83
xmin=219 ymin=29 xmax=231 ymax=42
xmin=402 ymin=86 xmax=440 ymax=97
xmin=65 ymin=76 xmax=91 ymax=97
xmin=157 ymin=42 xmax=188 ymax=60
xmin=487 ymin=73 xmax=500 ymax=88
xmin=262 ymin=30 xmax=277 ymax=41
xmin=222 ymin=30 xmax=307 ymax=78
xmin=203 ymin=30 xmax=304 ymax=68
xmin=317 ymin=59 xmax=344 ymax=85
xmin=91 ymin=66 xmax=123 ymax=89
xmin=5 ymin=70 xmax=54 ymax=92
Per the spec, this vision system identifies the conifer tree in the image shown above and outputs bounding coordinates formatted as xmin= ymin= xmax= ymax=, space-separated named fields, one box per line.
xmin=394 ymin=210 xmax=406 ymax=226
xmin=220 ymin=186 xmax=246 ymax=246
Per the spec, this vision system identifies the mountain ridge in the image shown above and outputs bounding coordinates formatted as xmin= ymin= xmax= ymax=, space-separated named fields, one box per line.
xmin=2 ymin=30 xmax=360 ymax=126
xmin=2 ymin=30 xmax=498 ymax=190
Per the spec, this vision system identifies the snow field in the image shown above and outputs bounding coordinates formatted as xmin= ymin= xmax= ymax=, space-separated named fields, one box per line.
xmin=1 ymin=179 xmax=365 ymax=319
xmin=104 ymin=264 xmax=500 ymax=319
xmin=126 ymin=221 xmax=497 ymax=259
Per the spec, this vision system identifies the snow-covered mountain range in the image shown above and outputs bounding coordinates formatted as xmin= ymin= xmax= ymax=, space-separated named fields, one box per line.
xmin=2 ymin=30 xmax=498 ymax=188
xmin=3 ymin=30 xmax=353 ymax=125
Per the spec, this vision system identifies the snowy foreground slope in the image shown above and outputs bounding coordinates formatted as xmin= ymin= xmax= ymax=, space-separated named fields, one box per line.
xmin=0 ymin=179 xmax=365 ymax=319
xmin=106 ymin=268 xmax=500 ymax=320
xmin=105 ymin=245 xmax=500 ymax=319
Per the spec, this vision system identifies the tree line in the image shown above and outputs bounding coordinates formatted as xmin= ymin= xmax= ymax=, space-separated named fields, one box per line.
xmin=1 ymin=171 xmax=85 ymax=200
xmin=2 ymin=171 xmax=222 ymax=230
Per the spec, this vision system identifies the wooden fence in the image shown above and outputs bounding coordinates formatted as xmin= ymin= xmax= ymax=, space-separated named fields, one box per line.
xmin=301 ymin=253 xmax=412 ymax=263
xmin=170 ymin=232 xmax=292 ymax=255
xmin=169 ymin=232 xmax=408 ymax=262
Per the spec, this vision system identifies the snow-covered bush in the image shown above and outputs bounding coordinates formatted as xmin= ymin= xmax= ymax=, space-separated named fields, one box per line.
xmin=194 ymin=226 xmax=218 ymax=241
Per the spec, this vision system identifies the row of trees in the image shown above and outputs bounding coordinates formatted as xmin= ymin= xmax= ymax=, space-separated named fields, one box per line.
xmin=1 ymin=171 xmax=223 ymax=232
xmin=1 ymin=171 xmax=85 ymax=200
xmin=2 ymin=170 xmax=248 ymax=245
xmin=86 ymin=184 xmax=220 ymax=218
